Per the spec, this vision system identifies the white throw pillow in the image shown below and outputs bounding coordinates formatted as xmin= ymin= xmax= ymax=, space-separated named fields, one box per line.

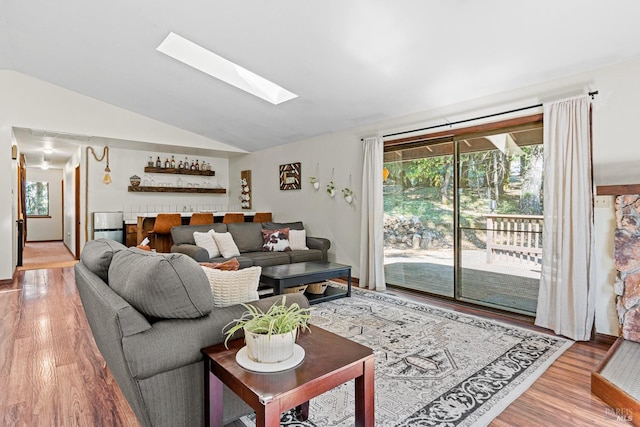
xmin=289 ymin=229 xmax=309 ymax=250
xmin=201 ymin=266 xmax=262 ymax=308
xmin=212 ymin=232 xmax=241 ymax=258
xmin=193 ymin=230 xmax=220 ymax=258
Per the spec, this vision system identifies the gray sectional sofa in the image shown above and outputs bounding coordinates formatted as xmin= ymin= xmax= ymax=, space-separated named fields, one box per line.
xmin=170 ymin=221 xmax=331 ymax=268
xmin=74 ymin=238 xmax=309 ymax=427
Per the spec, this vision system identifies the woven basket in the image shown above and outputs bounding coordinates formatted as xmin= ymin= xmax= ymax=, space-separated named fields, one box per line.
xmin=306 ymin=282 xmax=329 ymax=295
xmin=283 ymin=284 xmax=308 ymax=294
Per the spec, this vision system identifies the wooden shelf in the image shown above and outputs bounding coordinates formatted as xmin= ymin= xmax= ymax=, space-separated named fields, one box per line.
xmin=597 ymin=184 xmax=640 ymax=196
xmin=128 ymin=186 xmax=226 ymax=194
xmin=144 ymin=167 xmax=215 ymax=176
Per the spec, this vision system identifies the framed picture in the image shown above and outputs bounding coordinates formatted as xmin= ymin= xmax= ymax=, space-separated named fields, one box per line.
xmin=279 ymin=162 xmax=301 ymax=190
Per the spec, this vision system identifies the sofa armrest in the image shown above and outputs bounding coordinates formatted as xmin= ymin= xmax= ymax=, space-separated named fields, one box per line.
xmin=306 ymin=236 xmax=330 ymax=262
xmin=121 ymin=293 xmax=309 ymax=380
xmin=171 ymin=244 xmax=209 ymax=262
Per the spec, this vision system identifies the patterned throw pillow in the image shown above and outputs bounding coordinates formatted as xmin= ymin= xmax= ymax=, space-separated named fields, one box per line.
xmin=261 ymin=228 xmax=291 ymax=252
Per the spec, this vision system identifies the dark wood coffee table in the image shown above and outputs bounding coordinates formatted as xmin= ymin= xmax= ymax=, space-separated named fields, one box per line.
xmin=202 ymin=324 xmax=374 ymax=427
xmin=260 ymin=261 xmax=351 ymax=304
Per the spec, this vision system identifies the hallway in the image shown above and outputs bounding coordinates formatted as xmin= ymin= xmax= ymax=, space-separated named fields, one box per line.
xmin=18 ymin=241 xmax=77 ymax=271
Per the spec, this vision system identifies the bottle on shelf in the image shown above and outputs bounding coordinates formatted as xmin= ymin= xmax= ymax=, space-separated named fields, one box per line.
xmin=164 ymin=158 xmax=170 ymax=168
xmin=170 ymin=155 xmax=175 ymax=169
xmin=195 ymin=159 xmax=200 ymax=170
xmin=184 ymin=157 xmax=189 ymax=169
xmin=178 ymin=160 xmax=183 ymax=169
xmin=190 ymin=160 xmax=195 ymax=170
xmin=155 ymin=156 xmax=161 ymax=168
xmin=148 ymin=156 xmax=154 ymax=167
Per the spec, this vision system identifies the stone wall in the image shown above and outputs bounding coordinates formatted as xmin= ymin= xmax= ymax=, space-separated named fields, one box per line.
xmin=383 ymin=215 xmax=447 ymax=250
xmin=614 ymin=195 xmax=640 ymax=342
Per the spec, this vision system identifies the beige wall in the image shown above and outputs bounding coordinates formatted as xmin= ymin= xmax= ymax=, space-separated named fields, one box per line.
xmin=230 ymin=57 xmax=640 ymax=336
xmin=25 ymin=168 xmax=63 ymax=241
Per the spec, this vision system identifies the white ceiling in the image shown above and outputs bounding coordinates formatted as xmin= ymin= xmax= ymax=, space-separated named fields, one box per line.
xmin=4 ymin=1 xmax=640 ymax=168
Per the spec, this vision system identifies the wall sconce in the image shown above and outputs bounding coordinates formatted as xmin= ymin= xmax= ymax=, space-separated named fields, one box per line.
xmin=85 ymin=145 xmax=111 ymax=245
xmin=87 ymin=146 xmax=111 ymax=184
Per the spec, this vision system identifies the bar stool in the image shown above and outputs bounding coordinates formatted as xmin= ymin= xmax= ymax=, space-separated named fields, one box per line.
xmin=222 ymin=213 xmax=245 ymax=224
xmin=189 ymin=212 xmax=214 ymax=225
xmin=252 ymin=212 xmax=272 ymax=223
xmin=148 ymin=213 xmax=181 ymax=253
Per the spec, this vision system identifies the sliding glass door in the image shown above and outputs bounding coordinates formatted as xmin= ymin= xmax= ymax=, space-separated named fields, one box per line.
xmin=383 ymin=124 xmax=543 ymax=315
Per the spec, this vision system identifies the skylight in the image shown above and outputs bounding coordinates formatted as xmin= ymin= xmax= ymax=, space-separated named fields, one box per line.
xmin=157 ymin=32 xmax=298 ymax=105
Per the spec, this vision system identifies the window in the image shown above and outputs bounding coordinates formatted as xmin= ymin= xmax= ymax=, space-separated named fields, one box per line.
xmin=26 ymin=181 xmax=50 ymax=217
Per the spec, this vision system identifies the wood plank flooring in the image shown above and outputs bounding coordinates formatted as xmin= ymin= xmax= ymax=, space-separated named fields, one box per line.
xmin=0 ymin=267 xmax=631 ymax=426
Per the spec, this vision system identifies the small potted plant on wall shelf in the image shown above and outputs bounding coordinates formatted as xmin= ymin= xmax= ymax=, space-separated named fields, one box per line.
xmin=326 ymin=181 xmax=336 ymax=197
xmin=342 ymin=187 xmax=354 ymax=204
xmin=309 ymin=176 xmax=320 ymax=190
xmin=223 ymin=296 xmax=312 ymax=363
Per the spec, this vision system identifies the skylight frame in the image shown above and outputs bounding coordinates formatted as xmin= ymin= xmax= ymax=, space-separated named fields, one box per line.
xmin=157 ymin=32 xmax=297 ymax=105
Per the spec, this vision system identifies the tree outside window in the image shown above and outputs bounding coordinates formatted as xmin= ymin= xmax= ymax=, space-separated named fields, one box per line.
xmin=26 ymin=181 xmax=49 ymax=217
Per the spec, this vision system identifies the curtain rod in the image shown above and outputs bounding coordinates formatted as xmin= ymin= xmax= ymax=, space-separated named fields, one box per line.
xmin=379 ymin=90 xmax=599 ymax=140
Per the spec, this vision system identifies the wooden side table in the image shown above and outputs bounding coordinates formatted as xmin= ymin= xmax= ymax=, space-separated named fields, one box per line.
xmin=201 ymin=325 xmax=375 ymax=427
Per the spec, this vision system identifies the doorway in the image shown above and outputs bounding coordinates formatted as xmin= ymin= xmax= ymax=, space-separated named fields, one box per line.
xmin=383 ymin=123 xmax=543 ymax=315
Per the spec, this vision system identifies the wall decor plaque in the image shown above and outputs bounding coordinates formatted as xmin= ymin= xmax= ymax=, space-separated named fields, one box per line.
xmin=279 ymin=162 xmax=301 ymax=190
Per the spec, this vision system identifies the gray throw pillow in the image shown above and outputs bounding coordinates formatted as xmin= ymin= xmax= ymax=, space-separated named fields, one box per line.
xmin=227 ymin=222 xmax=264 ymax=252
xmin=108 ymin=248 xmax=213 ymax=319
xmin=261 ymin=221 xmax=305 ymax=231
xmin=80 ymin=238 xmax=127 ymax=283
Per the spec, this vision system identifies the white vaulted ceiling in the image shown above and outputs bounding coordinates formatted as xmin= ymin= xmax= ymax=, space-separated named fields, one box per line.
xmin=3 ymin=0 xmax=640 ymax=159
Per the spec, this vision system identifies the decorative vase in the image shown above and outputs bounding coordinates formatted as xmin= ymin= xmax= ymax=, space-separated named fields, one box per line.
xmin=129 ymin=175 xmax=141 ymax=187
xmin=244 ymin=328 xmax=296 ymax=363
xmin=313 ymin=181 xmax=320 ymax=190
xmin=328 ymin=189 xmax=335 ymax=198
xmin=345 ymin=195 xmax=353 ymax=204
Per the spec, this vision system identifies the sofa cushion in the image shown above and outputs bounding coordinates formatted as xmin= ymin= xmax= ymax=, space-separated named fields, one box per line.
xmin=109 ymin=248 xmax=213 ymax=319
xmin=242 ymin=251 xmax=291 ymax=267
xmin=213 ymin=232 xmax=241 ymax=258
xmin=261 ymin=221 xmax=305 ymax=231
xmin=261 ymin=228 xmax=291 ymax=252
xmin=288 ymin=249 xmax=324 ymax=263
xmin=201 ymin=266 xmax=261 ymax=308
xmin=289 ymin=229 xmax=309 ymax=250
xmin=227 ymin=222 xmax=264 ymax=252
xmin=193 ymin=230 xmax=220 ymax=258
xmin=171 ymin=223 xmax=227 ymax=246
xmin=80 ymin=238 xmax=127 ymax=282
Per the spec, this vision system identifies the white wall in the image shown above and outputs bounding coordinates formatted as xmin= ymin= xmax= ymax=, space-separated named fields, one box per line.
xmin=231 ymin=57 xmax=640 ymax=336
xmin=0 ymin=70 xmax=241 ymax=281
xmin=25 ymin=168 xmax=63 ymax=241
xmin=63 ymin=147 xmax=81 ymax=254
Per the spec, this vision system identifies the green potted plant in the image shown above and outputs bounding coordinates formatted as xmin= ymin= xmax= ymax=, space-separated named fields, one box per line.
xmin=326 ymin=181 xmax=336 ymax=197
xmin=342 ymin=187 xmax=354 ymax=203
xmin=309 ymin=176 xmax=320 ymax=190
xmin=223 ymin=296 xmax=313 ymax=363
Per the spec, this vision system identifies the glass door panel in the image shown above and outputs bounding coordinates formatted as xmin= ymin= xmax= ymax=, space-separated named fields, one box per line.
xmin=383 ymin=140 xmax=454 ymax=297
xmin=456 ymin=128 xmax=543 ymax=315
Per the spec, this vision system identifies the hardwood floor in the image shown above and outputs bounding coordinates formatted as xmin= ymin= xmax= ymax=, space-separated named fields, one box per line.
xmin=0 ymin=267 xmax=631 ymax=426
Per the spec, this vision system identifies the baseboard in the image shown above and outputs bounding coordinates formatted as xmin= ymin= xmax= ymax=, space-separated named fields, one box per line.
xmin=0 ymin=277 xmax=13 ymax=286
xmin=595 ymin=333 xmax=618 ymax=346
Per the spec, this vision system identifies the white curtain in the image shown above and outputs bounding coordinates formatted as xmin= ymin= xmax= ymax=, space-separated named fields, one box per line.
xmin=359 ymin=136 xmax=386 ymax=291
xmin=535 ymin=96 xmax=595 ymax=341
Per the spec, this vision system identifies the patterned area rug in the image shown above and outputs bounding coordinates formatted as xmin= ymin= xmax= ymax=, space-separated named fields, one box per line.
xmin=241 ymin=284 xmax=572 ymax=426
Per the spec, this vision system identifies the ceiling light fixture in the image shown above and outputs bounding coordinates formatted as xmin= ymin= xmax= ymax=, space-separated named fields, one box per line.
xmin=43 ymin=148 xmax=53 ymax=155
xmin=156 ymin=32 xmax=298 ymax=105
xmin=40 ymin=161 xmax=49 ymax=170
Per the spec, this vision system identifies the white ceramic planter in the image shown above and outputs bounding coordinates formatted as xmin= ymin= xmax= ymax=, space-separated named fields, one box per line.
xmin=328 ymin=189 xmax=335 ymax=198
xmin=345 ymin=195 xmax=353 ymax=204
xmin=313 ymin=181 xmax=320 ymax=190
xmin=244 ymin=328 xmax=296 ymax=363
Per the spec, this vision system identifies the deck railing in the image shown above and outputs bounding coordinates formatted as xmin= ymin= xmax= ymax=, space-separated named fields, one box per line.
xmin=486 ymin=214 xmax=543 ymax=265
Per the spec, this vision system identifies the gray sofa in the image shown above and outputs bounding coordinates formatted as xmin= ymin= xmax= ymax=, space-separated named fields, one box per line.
xmin=74 ymin=238 xmax=309 ymax=427
xmin=170 ymin=221 xmax=331 ymax=268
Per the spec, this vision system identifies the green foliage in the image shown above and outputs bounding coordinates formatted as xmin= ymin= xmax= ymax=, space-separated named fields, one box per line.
xmin=25 ymin=181 xmax=49 ymax=216
xmin=223 ymin=296 xmax=313 ymax=348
